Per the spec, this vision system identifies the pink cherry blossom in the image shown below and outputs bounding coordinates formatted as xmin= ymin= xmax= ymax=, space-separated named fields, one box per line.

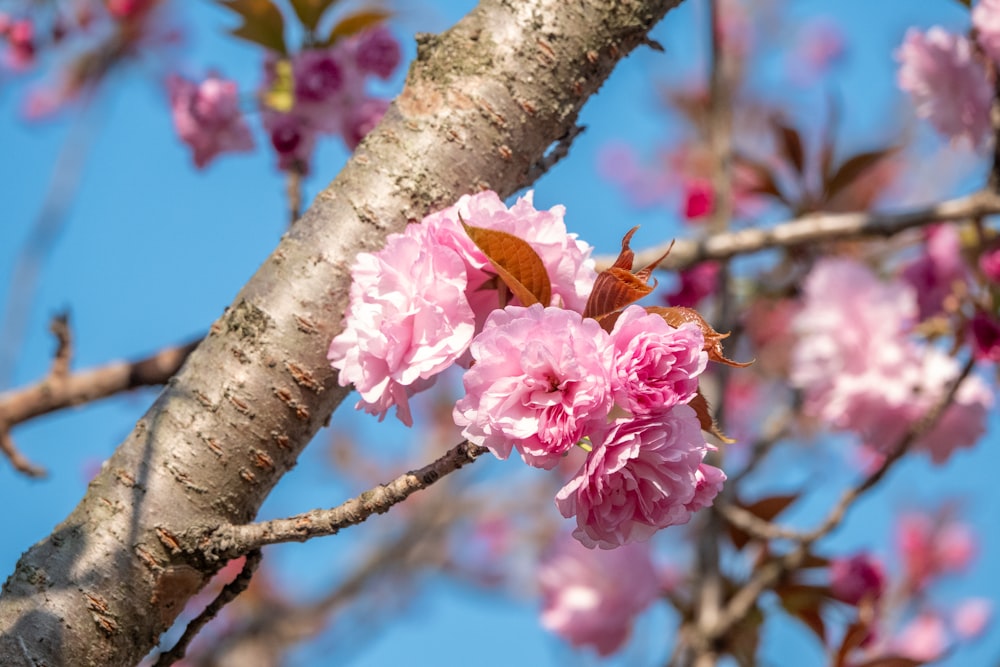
xmin=421 ymin=190 xmax=597 ymax=314
xmin=682 ymin=178 xmax=713 ymax=220
xmin=167 ymin=74 xmax=255 ymax=168
xmin=454 ymin=305 xmax=613 ymax=469
xmin=538 ymin=534 xmax=659 ymax=656
xmin=897 ymin=512 xmax=976 ymax=593
xmin=791 ymin=258 xmax=991 ymax=464
xmin=3 ymin=18 xmax=35 ymax=70
xmin=979 ymin=245 xmax=1000 ymax=283
xmin=353 ymin=26 xmax=402 ymax=80
xmin=953 ymin=598 xmax=992 ymax=639
xmin=666 ymin=261 xmax=719 ymax=308
xmin=900 ymin=225 xmax=967 ymax=320
xmin=974 ymin=0 xmax=1000 ymax=64
xmin=893 ymin=612 xmax=947 ymax=662
xmin=555 ymin=406 xmax=724 ymax=549
xmin=608 ymin=305 xmax=707 ymax=415
xmin=896 ymin=27 xmax=991 ymax=147
xmin=263 ymin=110 xmax=317 ymax=173
xmin=293 ymin=48 xmax=345 ymax=103
xmin=329 ymin=224 xmax=475 ymax=426
xmin=970 ymin=311 xmax=1000 ymax=362
xmin=830 ymin=553 xmax=886 ymax=606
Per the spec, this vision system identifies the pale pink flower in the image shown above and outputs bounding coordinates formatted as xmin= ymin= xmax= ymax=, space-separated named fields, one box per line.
xmin=897 ymin=513 xmax=976 ymax=592
xmin=952 ymin=598 xmax=992 ymax=639
xmin=830 ymin=553 xmax=886 ymax=606
xmin=893 ymin=612 xmax=947 ymax=661
xmin=788 ymin=17 xmax=845 ymax=85
xmin=422 ymin=190 xmax=597 ymax=314
xmin=555 ymin=407 xmax=724 ymax=549
xmin=900 ymin=225 xmax=967 ymax=320
xmin=329 ymin=224 xmax=475 ymax=426
xmin=167 ymin=74 xmax=254 ymax=168
xmin=454 ymin=305 xmax=613 ymax=469
xmin=974 ymin=0 xmax=1000 ymax=63
xmin=538 ymin=534 xmax=659 ymax=656
xmin=608 ymin=305 xmax=706 ymax=415
xmin=791 ymin=258 xmax=991 ymax=463
xmin=896 ymin=27 xmax=991 ymax=147
xmin=353 ymin=26 xmax=401 ymax=80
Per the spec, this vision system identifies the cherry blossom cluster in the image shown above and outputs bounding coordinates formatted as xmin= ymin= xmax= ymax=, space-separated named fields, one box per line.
xmin=790 ymin=257 xmax=992 ymax=464
xmin=328 ymin=191 xmax=728 ymax=549
xmin=895 ymin=1 xmax=1000 ymax=147
xmin=167 ymin=24 xmax=400 ymax=170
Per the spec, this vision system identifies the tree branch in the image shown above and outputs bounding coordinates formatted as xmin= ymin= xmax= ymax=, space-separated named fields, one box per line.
xmin=596 ymin=190 xmax=1000 ymax=272
xmin=174 ymin=440 xmax=488 ymax=565
xmin=0 ymin=2 xmax=686 ymax=663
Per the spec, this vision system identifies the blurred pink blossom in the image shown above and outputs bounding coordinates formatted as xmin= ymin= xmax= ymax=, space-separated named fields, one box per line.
xmin=952 ymin=598 xmax=992 ymax=639
xmin=454 ymin=304 xmax=613 ymax=469
xmin=608 ymin=305 xmax=707 ymax=416
xmin=682 ymin=178 xmax=713 ymax=220
xmin=263 ymin=110 xmax=317 ymax=173
xmin=555 ymin=406 xmax=723 ymax=549
xmin=979 ymin=245 xmax=1000 ymax=283
xmin=353 ymin=26 xmax=401 ymax=80
xmin=830 ymin=552 xmax=886 ymax=606
xmin=893 ymin=612 xmax=947 ymax=662
xmin=166 ymin=74 xmax=255 ymax=168
xmin=4 ymin=18 xmax=35 ymax=70
xmin=896 ymin=27 xmax=991 ymax=147
xmin=665 ymin=261 xmax=719 ymax=308
xmin=897 ymin=512 xmax=976 ymax=592
xmin=974 ymin=0 xmax=1000 ymax=63
xmin=538 ymin=534 xmax=659 ymax=655
xmin=970 ymin=311 xmax=1000 ymax=362
xmin=900 ymin=225 xmax=967 ymax=320
xmin=343 ymin=97 xmax=388 ymax=150
xmin=329 ymin=223 xmax=475 ymax=426
xmin=787 ymin=17 xmax=845 ymax=85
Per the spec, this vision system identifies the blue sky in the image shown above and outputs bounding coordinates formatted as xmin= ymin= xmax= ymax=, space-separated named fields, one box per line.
xmin=1 ymin=1 xmax=998 ymax=665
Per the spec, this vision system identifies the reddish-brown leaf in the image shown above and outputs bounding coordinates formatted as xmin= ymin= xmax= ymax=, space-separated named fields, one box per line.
xmin=462 ymin=223 xmax=551 ymax=307
xmin=689 ymin=390 xmax=734 ymax=444
xmin=773 ymin=118 xmax=805 ymax=176
xmin=733 ymin=152 xmax=789 ymax=205
xmin=288 ymin=0 xmax=339 ymax=31
xmin=853 ymin=658 xmax=924 ymax=667
xmin=323 ymin=9 xmax=392 ymax=46
xmin=743 ymin=493 xmax=798 ymax=522
xmin=645 ymin=306 xmax=752 ymax=368
xmin=583 ymin=228 xmax=672 ymax=320
xmin=218 ymin=0 xmax=287 ymax=53
xmin=823 ymin=147 xmax=899 ymax=203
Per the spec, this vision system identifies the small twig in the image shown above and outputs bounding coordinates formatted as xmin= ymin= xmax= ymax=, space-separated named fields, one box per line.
xmin=152 ymin=549 xmax=263 ymax=667
xmin=596 ymin=190 xmax=1000 ymax=272
xmin=707 ymin=357 xmax=976 ymax=643
xmin=48 ymin=313 xmax=72 ymax=379
xmin=176 ymin=440 xmax=489 ymax=564
xmin=286 ymin=166 xmax=303 ymax=226
xmin=524 ymin=125 xmax=585 ymax=184
xmin=0 ymin=336 xmax=198 ymax=476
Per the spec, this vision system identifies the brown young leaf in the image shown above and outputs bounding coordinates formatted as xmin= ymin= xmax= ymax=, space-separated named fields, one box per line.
xmin=288 ymin=0 xmax=339 ymax=32
xmin=323 ymin=9 xmax=392 ymax=46
xmin=689 ymin=390 xmax=735 ymax=444
xmin=823 ymin=147 xmax=899 ymax=204
xmin=645 ymin=306 xmax=752 ymax=368
xmin=583 ymin=227 xmax=672 ymax=320
xmin=775 ymin=583 xmax=828 ymax=642
xmin=461 ymin=223 xmax=551 ymax=307
xmin=218 ymin=0 xmax=288 ymax=54
xmin=772 ymin=118 xmax=805 ymax=176
xmin=733 ymin=152 xmax=790 ymax=206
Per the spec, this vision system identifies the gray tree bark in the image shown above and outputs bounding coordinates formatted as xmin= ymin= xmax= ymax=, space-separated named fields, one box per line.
xmin=0 ymin=0 xmax=683 ymax=664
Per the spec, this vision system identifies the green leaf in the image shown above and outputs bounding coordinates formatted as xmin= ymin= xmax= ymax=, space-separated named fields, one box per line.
xmin=322 ymin=9 xmax=391 ymax=46
xmin=461 ymin=223 xmax=552 ymax=307
xmin=218 ymin=0 xmax=287 ymax=54
xmin=289 ymin=0 xmax=339 ymax=32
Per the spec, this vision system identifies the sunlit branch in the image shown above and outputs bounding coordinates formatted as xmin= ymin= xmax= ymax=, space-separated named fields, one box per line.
xmin=595 ymin=190 xmax=1000 ymax=273
xmin=171 ymin=440 xmax=489 ymax=564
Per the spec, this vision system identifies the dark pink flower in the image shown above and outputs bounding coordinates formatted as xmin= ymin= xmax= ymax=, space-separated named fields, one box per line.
xmin=454 ymin=305 xmax=613 ymax=469
xmin=556 ymin=407 xmax=724 ymax=549
xmin=354 ymin=26 xmax=401 ymax=80
xmin=538 ymin=534 xmax=659 ymax=656
xmin=970 ymin=311 xmax=1000 ymax=362
xmin=293 ymin=48 xmax=345 ymax=103
xmin=167 ymin=74 xmax=255 ymax=168
xmin=682 ymin=179 xmax=713 ymax=220
xmin=264 ymin=110 xmax=317 ymax=173
xmin=900 ymin=225 xmax=967 ymax=320
xmin=979 ymin=245 xmax=1000 ymax=283
xmin=896 ymin=27 xmax=991 ymax=147
xmin=329 ymin=222 xmax=475 ymax=426
xmin=666 ymin=261 xmax=719 ymax=308
xmin=608 ymin=305 xmax=706 ymax=415
xmin=4 ymin=18 xmax=35 ymax=70
xmin=830 ymin=553 xmax=886 ymax=605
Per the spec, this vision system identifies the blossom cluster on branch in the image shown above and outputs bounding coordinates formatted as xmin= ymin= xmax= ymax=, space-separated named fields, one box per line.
xmin=328 ymin=191 xmax=737 ymax=549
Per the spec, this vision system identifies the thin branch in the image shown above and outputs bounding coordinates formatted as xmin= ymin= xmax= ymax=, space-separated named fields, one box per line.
xmin=152 ymin=549 xmax=263 ymax=667
xmin=286 ymin=166 xmax=303 ymax=226
xmin=0 ymin=337 xmax=198 ymax=476
xmin=48 ymin=313 xmax=72 ymax=379
xmin=707 ymin=356 xmax=976 ymax=644
xmin=175 ymin=440 xmax=489 ymax=564
xmin=524 ymin=125 xmax=585 ymax=184
xmin=596 ymin=190 xmax=1000 ymax=272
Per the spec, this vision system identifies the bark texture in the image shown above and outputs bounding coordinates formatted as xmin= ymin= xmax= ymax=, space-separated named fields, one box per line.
xmin=0 ymin=0 xmax=682 ymax=664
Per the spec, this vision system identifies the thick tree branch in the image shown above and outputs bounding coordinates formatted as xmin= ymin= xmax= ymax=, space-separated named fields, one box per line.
xmin=173 ymin=440 xmax=488 ymax=565
xmin=596 ymin=190 xmax=1000 ymax=272
xmin=0 ymin=2 xmax=685 ymax=664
